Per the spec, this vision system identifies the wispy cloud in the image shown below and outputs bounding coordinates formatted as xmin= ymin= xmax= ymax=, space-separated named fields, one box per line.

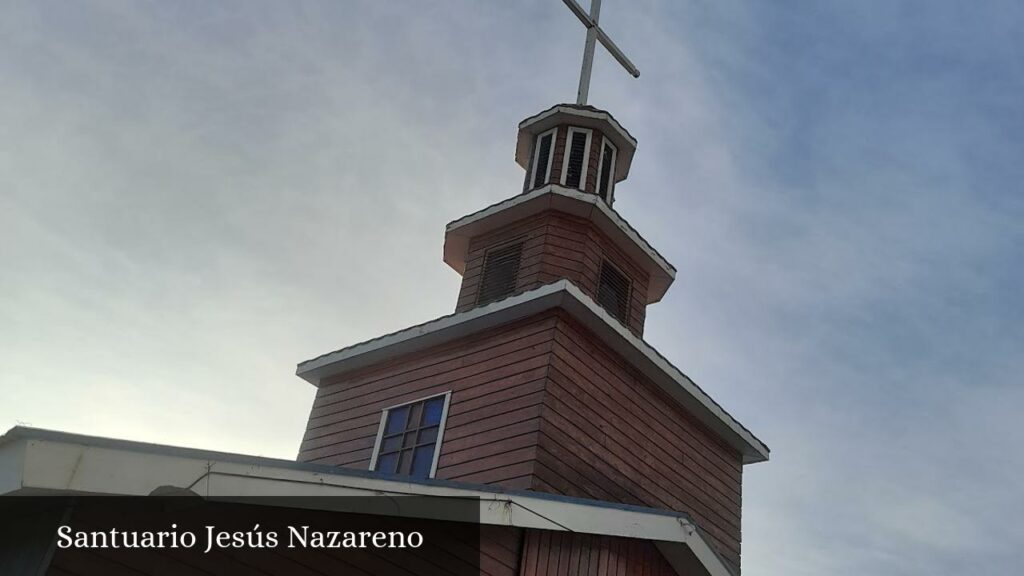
xmin=1 ymin=1 xmax=1020 ymax=574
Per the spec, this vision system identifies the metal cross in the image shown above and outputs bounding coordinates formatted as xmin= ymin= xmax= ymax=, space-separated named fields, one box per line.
xmin=561 ymin=0 xmax=640 ymax=105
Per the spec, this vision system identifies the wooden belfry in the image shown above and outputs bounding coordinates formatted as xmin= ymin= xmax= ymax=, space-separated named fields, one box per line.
xmin=296 ymin=2 xmax=768 ymax=574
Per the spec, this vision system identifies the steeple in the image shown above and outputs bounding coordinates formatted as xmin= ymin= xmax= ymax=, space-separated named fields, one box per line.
xmin=443 ymin=103 xmax=672 ymax=337
xmin=439 ymin=0 xmax=667 ymax=332
xmin=296 ymin=3 xmax=768 ymax=573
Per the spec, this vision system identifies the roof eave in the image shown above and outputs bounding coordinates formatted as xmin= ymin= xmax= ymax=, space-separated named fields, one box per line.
xmin=296 ymin=281 xmax=769 ymax=464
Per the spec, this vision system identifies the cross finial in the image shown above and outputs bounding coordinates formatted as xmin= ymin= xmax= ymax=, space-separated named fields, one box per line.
xmin=561 ymin=0 xmax=639 ymax=105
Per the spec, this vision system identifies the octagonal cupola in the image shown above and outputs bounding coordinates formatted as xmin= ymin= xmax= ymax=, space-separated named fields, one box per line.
xmin=515 ymin=104 xmax=637 ymax=205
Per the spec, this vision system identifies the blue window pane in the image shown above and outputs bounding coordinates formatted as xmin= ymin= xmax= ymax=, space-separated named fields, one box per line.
xmin=376 ymin=452 xmax=398 ymax=474
xmin=381 ymin=435 xmax=401 ymax=452
xmin=402 ymin=431 xmax=417 ymax=447
xmin=376 ymin=396 xmax=447 ymax=478
xmin=417 ymin=426 xmax=438 ymax=445
xmin=384 ymin=406 xmax=409 ymax=434
xmin=397 ymin=449 xmax=412 ymax=475
xmin=422 ymin=397 xmax=445 ymax=426
xmin=410 ymin=444 xmax=435 ymax=478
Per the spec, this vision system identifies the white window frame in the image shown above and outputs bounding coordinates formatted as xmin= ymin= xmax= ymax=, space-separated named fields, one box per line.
xmin=368 ymin=390 xmax=452 ymax=479
xmin=560 ymin=126 xmax=593 ymax=191
xmin=595 ymin=136 xmax=618 ymax=204
xmin=529 ymin=128 xmax=558 ymax=189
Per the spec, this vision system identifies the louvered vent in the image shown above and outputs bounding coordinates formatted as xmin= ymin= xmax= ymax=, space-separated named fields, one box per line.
xmin=597 ymin=142 xmax=615 ymax=202
xmin=597 ymin=260 xmax=630 ymax=324
xmin=532 ymin=133 xmax=553 ymax=188
xmin=477 ymin=242 xmax=524 ymax=306
xmin=565 ymin=131 xmax=588 ymax=189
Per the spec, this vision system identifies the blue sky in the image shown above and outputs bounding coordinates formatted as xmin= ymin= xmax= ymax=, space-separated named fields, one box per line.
xmin=1 ymin=1 xmax=1021 ymax=574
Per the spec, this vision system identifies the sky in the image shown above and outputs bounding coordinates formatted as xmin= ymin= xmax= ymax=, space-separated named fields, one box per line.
xmin=1 ymin=1 xmax=1021 ymax=574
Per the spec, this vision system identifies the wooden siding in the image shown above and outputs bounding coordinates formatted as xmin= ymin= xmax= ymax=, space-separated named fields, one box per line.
xmin=297 ymin=309 xmax=744 ymax=571
xmin=533 ymin=313 xmax=744 ymax=573
xmin=455 ymin=210 xmax=649 ymax=336
xmin=297 ymin=313 xmax=559 ymax=490
xmin=519 ymin=531 xmax=675 ymax=576
xmin=483 ymin=526 xmax=525 ymax=576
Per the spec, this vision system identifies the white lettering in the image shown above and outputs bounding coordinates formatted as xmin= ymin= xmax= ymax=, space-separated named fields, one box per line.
xmin=56 ymin=525 xmax=72 ymax=549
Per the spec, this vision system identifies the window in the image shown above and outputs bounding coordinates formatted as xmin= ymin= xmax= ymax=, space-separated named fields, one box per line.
xmin=597 ymin=260 xmax=630 ymax=324
xmin=370 ymin=392 xmax=451 ymax=479
xmin=530 ymin=129 xmax=557 ymax=189
xmin=476 ymin=242 xmax=523 ymax=306
xmin=596 ymin=137 xmax=617 ymax=203
xmin=561 ymin=127 xmax=593 ymax=190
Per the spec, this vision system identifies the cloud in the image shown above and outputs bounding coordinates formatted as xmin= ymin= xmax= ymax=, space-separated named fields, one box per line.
xmin=1 ymin=1 xmax=1021 ymax=574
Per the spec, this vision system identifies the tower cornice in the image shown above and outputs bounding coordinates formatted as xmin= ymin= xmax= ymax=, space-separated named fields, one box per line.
xmin=443 ymin=184 xmax=676 ymax=304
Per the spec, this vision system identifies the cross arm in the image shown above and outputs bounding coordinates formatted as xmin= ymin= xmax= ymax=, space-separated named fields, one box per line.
xmin=561 ymin=0 xmax=640 ymax=78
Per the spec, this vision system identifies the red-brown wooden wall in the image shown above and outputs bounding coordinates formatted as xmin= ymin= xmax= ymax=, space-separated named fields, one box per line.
xmin=298 ymin=313 xmax=560 ymax=490
xmin=536 ymin=313 xmax=745 ymax=569
xmin=455 ymin=210 xmax=649 ymax=336
xmin=534 ymin=313 xmax=743 ymax=572
xmin=519 ymin=531 xmax=677 ymax=576
xmin=297 ymin=308 xmax=744 ymax=572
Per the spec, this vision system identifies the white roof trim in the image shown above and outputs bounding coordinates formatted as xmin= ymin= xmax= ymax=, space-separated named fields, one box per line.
xmin=443 ymin=185 xmax=676 ymax=303
xmin=518 ymin=105 xmax=637 ymax=148
xmin=1 ymin=429 xmax=735 ymax=576
xmin=297 ymin=280 xmax=769 ymax=464
xmin=298 ymin=281 xmax=570 ymax=381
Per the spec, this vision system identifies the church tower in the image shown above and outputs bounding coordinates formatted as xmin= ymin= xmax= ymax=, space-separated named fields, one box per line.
xmin=295 ymin=3 xmax=768 ymax=573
